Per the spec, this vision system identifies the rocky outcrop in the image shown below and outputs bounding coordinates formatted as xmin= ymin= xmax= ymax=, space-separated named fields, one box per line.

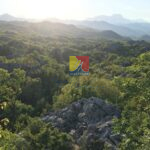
xmin=43 ymin=97 xmax=121 ymax=150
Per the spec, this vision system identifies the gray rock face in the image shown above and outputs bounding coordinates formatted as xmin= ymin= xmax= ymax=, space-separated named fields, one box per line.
xmin=43 ymin=97 xmax=121 ymax=150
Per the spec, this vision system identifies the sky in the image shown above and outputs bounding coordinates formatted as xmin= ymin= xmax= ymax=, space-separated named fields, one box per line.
xmin=0 ymin=0 xmax=150 ymax=21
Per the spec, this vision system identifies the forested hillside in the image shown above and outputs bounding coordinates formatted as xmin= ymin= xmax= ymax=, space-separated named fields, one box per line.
xmin=0 ymin=21 xmax=149 ymax=150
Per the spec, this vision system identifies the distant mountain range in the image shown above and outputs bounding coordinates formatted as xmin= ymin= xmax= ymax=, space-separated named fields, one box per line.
xmin=0 ymin=14 xmax=24 ymax=21
xmin=0 ymin=21 xmax=127 ymax=41
xmin=88 ymin=14 xmax=132 ymax=25
xmin=88 ymin=14 xmax=146 ymax=25
xmin=72 ymin=21 xmax=144 ymax=38
xmin=0 ymin=13 xmax=150 ymax=41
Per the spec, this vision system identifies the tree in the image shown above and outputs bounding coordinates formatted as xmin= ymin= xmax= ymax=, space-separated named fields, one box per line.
xmin=21 ymin=117 xmax=74 ymax=150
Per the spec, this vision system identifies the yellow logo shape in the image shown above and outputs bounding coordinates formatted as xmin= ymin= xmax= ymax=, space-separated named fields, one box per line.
xmin=69 ymin=56 xmax=81 ymax=71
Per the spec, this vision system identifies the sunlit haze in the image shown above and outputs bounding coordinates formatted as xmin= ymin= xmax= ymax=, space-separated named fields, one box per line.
xmin=1 ymin=0 xmax=150 ymax=21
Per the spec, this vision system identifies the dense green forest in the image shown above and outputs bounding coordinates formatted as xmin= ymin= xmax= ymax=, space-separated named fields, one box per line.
xmin=0 ymin=21 xmax=149 ymax=150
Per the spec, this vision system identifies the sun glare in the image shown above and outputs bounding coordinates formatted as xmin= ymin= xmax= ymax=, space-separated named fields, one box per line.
xmin=13 ymin=0 xmax=85 ymax=20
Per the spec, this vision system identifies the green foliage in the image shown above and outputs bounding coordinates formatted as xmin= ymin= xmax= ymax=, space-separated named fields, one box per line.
xmin=114 ymin=68 xmax=150 ymax=149
xmin=0 ymin=68 xmax=26 ymax=101
xmin=0 ymin=129 xmax=30 ymax=150
xmin=4 ymin=101 xmax=33 ymax=131
xmin=0 ymin=118 xmax=74 ymax=150
xmin=53 ymin=76 xmax=121 ymax=109
xmin=21 ymin=117 xmax=74 ymax=150
xmin=0 ymin=22 xmax=150 ymax=149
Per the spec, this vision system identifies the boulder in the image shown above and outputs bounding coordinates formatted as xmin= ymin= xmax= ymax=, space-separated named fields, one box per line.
xmin=43 ymin=97 xmax=121 ymax=149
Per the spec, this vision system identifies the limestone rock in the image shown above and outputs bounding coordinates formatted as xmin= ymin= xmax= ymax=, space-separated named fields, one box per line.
xmin=43 ymin=97 xmax=121 ymax=149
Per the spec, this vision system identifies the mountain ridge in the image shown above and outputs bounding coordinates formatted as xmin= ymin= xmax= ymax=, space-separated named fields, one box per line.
xmin=0 ymin=21 xmax=126 ymax=41
xmin=1 ymin=13 xmax=150 ymax=40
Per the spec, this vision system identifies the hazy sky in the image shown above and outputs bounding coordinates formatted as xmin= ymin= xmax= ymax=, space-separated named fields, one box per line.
xmin=0 ymin=0 xmax=150 ymax=21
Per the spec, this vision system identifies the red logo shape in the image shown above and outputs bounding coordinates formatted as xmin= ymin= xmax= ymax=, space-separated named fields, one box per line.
xmin=76 ymin=56 xmax=89 ymax=72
